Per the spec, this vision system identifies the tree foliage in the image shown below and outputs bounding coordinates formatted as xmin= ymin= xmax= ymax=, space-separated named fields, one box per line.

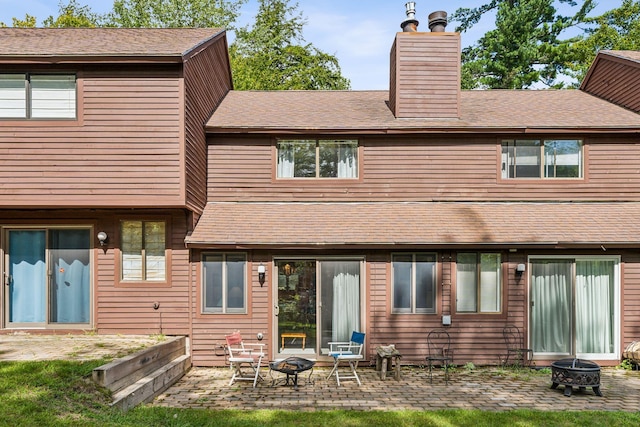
xmin=1 ymin=1 xmax=99 ymax=28
xmin=453 ymin=0 xmax=595 ymax=89
xmin=106 ymin=0 xmax=245 ymax=28
xmin=566 ymin=0 xmax=640 ymax=84
xmin=229 ymin=0 xmax=350 ymax=90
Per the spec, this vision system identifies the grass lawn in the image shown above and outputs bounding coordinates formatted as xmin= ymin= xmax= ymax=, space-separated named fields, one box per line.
xmin=1 ymin=359 xmax=639 ymax=426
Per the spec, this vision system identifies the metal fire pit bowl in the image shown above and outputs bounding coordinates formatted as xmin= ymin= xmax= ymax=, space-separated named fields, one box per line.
xmin=269 ymin=357 xmax=315 ymax=390
xmin=550 ymin=358 xmax=602 ymax=397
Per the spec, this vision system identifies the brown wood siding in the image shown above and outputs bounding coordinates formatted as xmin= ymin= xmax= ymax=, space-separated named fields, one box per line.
xmin=95 ymin=210 xmax=191 ymax=335
xmin=582 ymin=56 xmax=640 ymax=113
xmin=0 ymin=68 xmax=185 ymax=208
xmin=183 ymin=35 xmax=233 ymax=215
xmin=208 ymin=135 xmax=640 ymax=202
xmin=390 ymin=32 xmax=460 ymax=119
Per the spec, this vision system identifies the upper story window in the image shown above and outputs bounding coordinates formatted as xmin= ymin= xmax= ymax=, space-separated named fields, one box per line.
xmin=0 ymin=73 xmax=76 ymax=119
xmin=456 ymin=253 xmax=501 ymax=314
xmin=202 ymin=253 xmax=247 ymax=314
xmin=392 ymin=253 xmax=436 ymax=314
xmin=121 ymin=220 xmax=166 ymax=282
xmin=501 ymin=139 xmax=583 ymax=179
xmin=277 ymin=139 xmax=358 ymax=178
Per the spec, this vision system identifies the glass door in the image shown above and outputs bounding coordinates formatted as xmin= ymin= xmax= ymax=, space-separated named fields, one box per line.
xmin=275 ymin=259 xmax=361 ymax=358
xmin=5 ymin=228 xmax=91 ymax=328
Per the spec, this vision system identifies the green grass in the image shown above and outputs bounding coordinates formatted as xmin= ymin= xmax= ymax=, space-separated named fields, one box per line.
xmin=1 ymin=360 xmax=639 ymax=427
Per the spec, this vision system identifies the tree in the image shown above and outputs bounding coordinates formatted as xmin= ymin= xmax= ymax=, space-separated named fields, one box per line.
xmin=229 ymin=0 xmax=349 ymax=90
xmin=106 ymin=0 xmax=245 ymax=28
xmin=0 ymin=1 xmax=100 ymax=28
xmin=566 ymin=0 xmax=640 ymax=83
xmin=452 ymin=0 xmax=595 ymax=89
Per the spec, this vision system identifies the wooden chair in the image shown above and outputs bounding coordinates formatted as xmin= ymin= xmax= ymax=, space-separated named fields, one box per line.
xmin=326 ymin=331 xmax=365 ymax=386
xmin=426 ymin=328 xmax=453 ymax=384
xmin=503 ymin=324 xmax=533 ymax=367
xmin=225 ymin=331 xmax=265 ymax=387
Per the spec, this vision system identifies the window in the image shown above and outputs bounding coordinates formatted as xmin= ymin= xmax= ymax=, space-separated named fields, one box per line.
xmin=456 ymin=253 xmax=501 ymax=313
xmin=121 ymin=220 xmax=166 ymax=282
xmin=0 ymin=73 xmax=76 ymax=119
xmin=202 ymin=253 xmax=247 ymax=313
xmin=392 ymin=253 xmax=436 ymax=313
xmin=277 ymin=139 xmax=358 ymax=178
xmin=501 ymin=139 xmax=582 ymax=178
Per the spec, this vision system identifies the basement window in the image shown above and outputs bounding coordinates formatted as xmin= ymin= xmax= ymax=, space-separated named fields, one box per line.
xmin=501 ymin=139 xmax=583 ymax=179
xmin=277 ymin=139 xmax=358 ymax=178
xmin=0 ymin=73 xmax=76 ymax=119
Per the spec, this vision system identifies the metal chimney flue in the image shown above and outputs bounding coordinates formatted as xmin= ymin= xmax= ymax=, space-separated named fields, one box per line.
xmin=428 ymin=11 xmax=448 ymax=32
xmin=401 ymin=2 xmax=419 ymax=32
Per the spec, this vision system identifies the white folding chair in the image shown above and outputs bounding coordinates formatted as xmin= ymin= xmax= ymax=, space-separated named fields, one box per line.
xmin=225 ymin=331 xmax=265 ymax=388
xmin=327 ymin=331 xmax=365 ymax=386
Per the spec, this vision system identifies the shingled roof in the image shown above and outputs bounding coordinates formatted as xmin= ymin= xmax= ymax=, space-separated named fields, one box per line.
xmin=186 ymin=202 xmax=640 ymax=249
xmin=206 ymin=89 xmax=640 ymax=134
xmin=0 ymin=28 xmax=224 ymax=63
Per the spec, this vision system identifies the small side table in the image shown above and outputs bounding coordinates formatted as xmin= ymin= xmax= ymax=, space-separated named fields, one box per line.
xmin=280 ymin=332 xmax=307 ymax=350
xmin=375 ymin=345 xmax=402 ymax=380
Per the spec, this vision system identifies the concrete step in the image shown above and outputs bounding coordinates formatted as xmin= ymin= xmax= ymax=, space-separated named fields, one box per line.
xmin=92 ymin=336 xmax=191 ymax=411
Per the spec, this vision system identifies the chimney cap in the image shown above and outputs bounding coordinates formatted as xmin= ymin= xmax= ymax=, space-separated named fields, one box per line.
xmin=428 ymin=10 xmax=448 ymax=32
xmin=401 ymin=1 xmax=419 ymax=32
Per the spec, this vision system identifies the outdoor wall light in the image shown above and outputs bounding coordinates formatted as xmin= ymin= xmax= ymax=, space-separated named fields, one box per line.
xmin=97 ymin=231 xmax=108 ymax=247
xmin=516 ymin=263 xmax=526 ymax=275
xmin=258 ymin=264 xmax=266 ymax=286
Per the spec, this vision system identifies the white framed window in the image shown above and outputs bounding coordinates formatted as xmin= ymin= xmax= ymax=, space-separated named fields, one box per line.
xmin=0 ymin=73 xmax=76 ymax=119
xmin=202 ymin=253 xmax=247 ymax=313
xmin=120 ymin=220 xmax=166 ymax=282
xmin=392 ymin=253 xmax=436 ymax=314
xmin=277 ymin=139 xmax=358 ymax=178
xmin=501 ymin=139 xmax=582 ymax=178
xmin=456 ymin=253 xmax=501 ymax=313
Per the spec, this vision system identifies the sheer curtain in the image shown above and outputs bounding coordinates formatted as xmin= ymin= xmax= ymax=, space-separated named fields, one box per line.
xmin=277 ymin=142 xmax=295 ymax=177
xmin=337 ymin=143 xmax=357 ymax=178
xmin=576 ymin=260 xmax=614 ymax=354
xmin=531 ymin=261 xmax=571 ymax=354
xmin=330 ymin=262 xmax=360 ymax=342
xmin=9 ymin=230 xmax=46 ymax=323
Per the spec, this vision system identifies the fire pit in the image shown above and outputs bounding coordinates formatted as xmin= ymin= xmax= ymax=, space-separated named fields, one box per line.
xmin=269 ymin=357 xmax=315 ymax=390
xmin=550 ymin=358 xmax=602 ymax=397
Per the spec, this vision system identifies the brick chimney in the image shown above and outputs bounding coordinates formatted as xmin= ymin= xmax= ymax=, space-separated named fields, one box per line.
xmin=389 ymin=3 xmax=461 ymax=119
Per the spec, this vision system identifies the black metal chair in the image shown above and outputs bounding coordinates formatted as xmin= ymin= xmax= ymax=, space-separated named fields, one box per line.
xmin=425 ymin=328 xmax=453 ymax=384
xmin=502 ymin=324 xmax=533 ymax=367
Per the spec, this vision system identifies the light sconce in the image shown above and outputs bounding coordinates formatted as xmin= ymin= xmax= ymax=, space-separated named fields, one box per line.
xmin=515 ymin=263 xmax=526 ymax=276
xmin=257 ymin=263 xmax=266 ymax=286
xmin=97 ymin=231 xmax=108 ymax=247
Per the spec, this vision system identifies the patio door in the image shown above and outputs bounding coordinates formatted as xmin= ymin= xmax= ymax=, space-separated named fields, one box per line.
xmin=529 ymin=257 xmax=619 ymax=360
xmin=275 ymin=259 xmax=361 ymax=358
xmin=5 ymin=228 xmax=91 ymax=328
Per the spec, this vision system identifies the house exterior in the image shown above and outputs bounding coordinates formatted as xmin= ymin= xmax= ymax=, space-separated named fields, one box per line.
xmin=2 ymin=10 xmax=640 ymax=369
xmin=0 ymin=28 xmax=232 ymax=335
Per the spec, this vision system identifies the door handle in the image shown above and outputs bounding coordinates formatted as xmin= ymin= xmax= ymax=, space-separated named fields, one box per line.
xmin=4 ymin=273 xmax=10 ymax=286
xmin=274 ymin=305 xmax=279 ymax=316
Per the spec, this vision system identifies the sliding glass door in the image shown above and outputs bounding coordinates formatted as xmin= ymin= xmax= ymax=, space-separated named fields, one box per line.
xmin=6 ymin=228 xmax=91 ymax=328
xmin=530 ymin=257 xmax=619 ymax=359
xmin=275 ymin=259 xmax=361 ymax=358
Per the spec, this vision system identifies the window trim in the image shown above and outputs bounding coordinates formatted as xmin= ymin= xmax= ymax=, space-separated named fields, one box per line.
xmin=275 ymin=138 xmax=360 ymax=179
xmin=391 ymin=252 xmax=437 ymax=314
xmin=201 ymin=252 xmax=248 ymax=314
xmin=454 ymin=252 xmax=503 ymax=315
xmin=0 ymin=72 xmax=78 ymax=120
xmin=115 ymin=217 xmax=171 ymax=287
xmin=500 ymin=138 xmax=584 ymax=180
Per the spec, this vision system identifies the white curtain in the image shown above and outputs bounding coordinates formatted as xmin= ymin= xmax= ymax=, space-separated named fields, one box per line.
xmin=331 ymin=262 xmax=360 ymax=342
xmin=576 ymin=260 xmax=614 ymax=354
xmin=531 ymin=261 xmax=571 ymax=354
xmin=337 ymin=143 xmax=357 ymax=178
xmin=277 ymin=142 xmax=295 ymax=177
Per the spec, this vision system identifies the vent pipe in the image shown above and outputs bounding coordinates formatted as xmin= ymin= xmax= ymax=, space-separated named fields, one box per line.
xmin=428 ymin=11 xmax=448 ymax=32
xmin=401 ymin=2 xmax=419 ymax=32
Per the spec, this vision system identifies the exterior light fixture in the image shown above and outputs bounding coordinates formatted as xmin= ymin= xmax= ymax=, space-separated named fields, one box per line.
xmin=97 ymin=231 xmax=108 ymax=247
xmin=258 ymin=263 xmax=266 ymax=286
xmin=516 ymin=263 xmax=526 ymax=276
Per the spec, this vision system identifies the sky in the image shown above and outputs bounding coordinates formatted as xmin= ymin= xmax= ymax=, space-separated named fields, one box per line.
xmin=0 ymin=0 xmax=616 ymax=90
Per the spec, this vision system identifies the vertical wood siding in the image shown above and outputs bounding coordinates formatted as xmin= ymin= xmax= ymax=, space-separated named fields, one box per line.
xmin=183 ymin=35 xmax=233 ymax=214
xmin=0 ymin=68 xmax=185 ymax=207
xmin=208 ymin=135 xmax=640 ymax=202
xmin=582 ymin=56 xmax=640 ymax=113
